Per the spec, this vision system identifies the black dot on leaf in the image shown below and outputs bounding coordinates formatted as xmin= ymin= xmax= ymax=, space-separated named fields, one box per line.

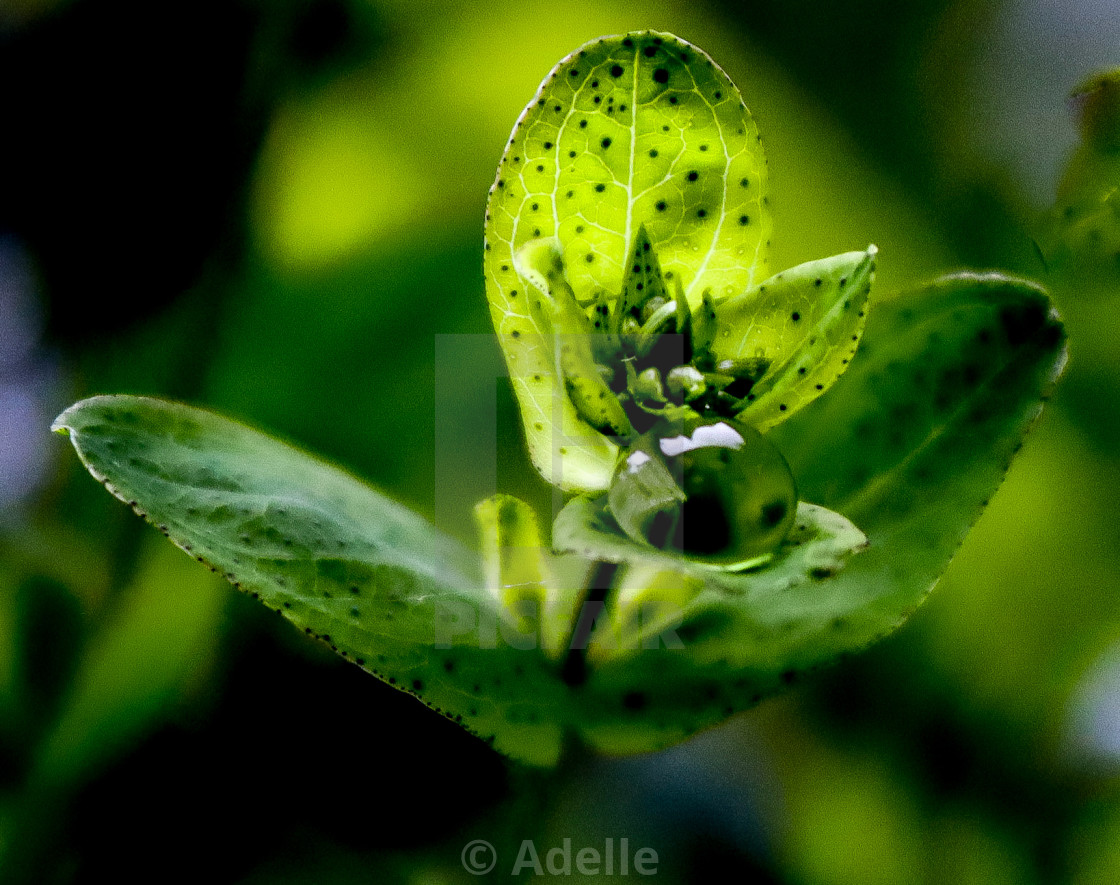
xmin=687 ymin=171 xmax=698 ymax=182
xmin=656 ymin=200 xmax=667 ymax=211
xmin=739 ymin=215 xmax=750 ymax=226
xmin=595 ymin=183 xmax=606 ymax=192
xmin=602 ymin=137 xmax=612 ymax=149
xmin=610 ymin=64 xmax=623 ymax=77
xmin=791 ymin=312 xmax=801 ymax=321
xmin=653 ymin=68 xmax=669 ymax=84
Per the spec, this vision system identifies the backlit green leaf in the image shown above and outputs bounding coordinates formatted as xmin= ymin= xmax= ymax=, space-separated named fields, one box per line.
xmin=474 ymin=494 xmax=582 ymax=660
xmin=711 ymin=247 xmax=877 ymax=428
xmin=485 ymin=30 xmax=771 ymax=491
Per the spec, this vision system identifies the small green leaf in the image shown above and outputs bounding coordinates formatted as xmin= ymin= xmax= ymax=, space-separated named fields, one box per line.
xmin=52 ymin=396 xmax=576 ymax=767
xmin=613 ymin=225 xmax=671 ymax=340
xmin=474 ymin=494 xmax=582 ymax=659
xmin=710 ymin=247 xmax=877 ymax=428
xmin=515 ymin=238 xmax=632 ymax=438
xmin=485 ymin=30 xmax=771 ymax=491
xmin=1046 ymin=69 xmax=1120 ymax=284
xmin=500 ymin=236 xmax=621 ymax=492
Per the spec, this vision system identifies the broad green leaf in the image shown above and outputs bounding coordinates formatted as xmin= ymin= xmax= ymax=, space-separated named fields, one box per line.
xmin=54 ymin=274 xmax=1064 ymax=768
xmin=764 ymin=273 xmax=1067 ymax=667
xmin=484 ymin=30 xmax=771 ymax=491
xmin=52 ymin=396 xmax=577 ymax=767
xmin=711 ymin=247 xmax=877 ymax=429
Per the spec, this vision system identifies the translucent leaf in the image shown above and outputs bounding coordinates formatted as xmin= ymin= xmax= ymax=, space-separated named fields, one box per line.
xmin=710 ymin=247 xmax=877 ymax=428
xmin=474 ymin=494 xmax=582 ymax=659
xmin=484 ymin=30 xmax=771 ymax=491
xmin=52 ymin=396 xmax=576 ymax=767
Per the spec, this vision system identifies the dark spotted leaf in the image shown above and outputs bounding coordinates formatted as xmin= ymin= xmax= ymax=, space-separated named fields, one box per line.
xmin=484 ymin=30 xmax=770 ymax=491
xmin=764 ymin=273 xmax=1067 ymax=667
xmin=711 ymin=248 xmax=877 ymax=429
xmin=52 ymin=396 xmax=581 ymax=767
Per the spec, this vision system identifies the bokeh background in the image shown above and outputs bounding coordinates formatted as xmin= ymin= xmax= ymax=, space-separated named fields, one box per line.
xmin=1 ymin=0 xmax=1119 ymax=881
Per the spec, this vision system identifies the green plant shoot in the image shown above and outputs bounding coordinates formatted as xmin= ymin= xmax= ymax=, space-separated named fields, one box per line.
xmin=54 ymin=31 xmax=1066 ymax=768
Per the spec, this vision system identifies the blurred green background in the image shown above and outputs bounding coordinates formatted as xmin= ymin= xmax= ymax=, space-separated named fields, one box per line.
xmin=1 ymin=0 xmax=1119 ymax=881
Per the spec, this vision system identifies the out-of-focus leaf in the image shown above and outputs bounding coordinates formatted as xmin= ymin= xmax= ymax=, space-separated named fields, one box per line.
xmin=1046 ymin=69 xmax=1120 ymax=286
xmin=31 ymin=539 xmax=226 ymax=786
